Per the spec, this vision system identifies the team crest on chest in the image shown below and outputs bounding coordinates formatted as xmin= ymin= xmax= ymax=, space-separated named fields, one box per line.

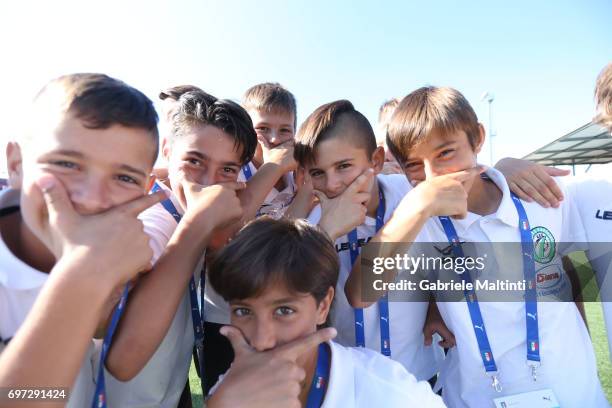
xmin=531 ymin=226 xmax=556 ymax=264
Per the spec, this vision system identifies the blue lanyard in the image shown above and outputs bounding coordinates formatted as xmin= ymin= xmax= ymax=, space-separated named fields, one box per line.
xmin=150 ymin=183 xmax=206 ymax=384
xmin=242 ymin=163 xmax=253 ymax=181
xmin=438 ymin=191 xmax=540 ymax=393
xmin=92 ymin=285 xmax=129 ymax=408
xmin=305 ymin=343 xmax=331 ymax=408
xmin=348 ymin=186 xmax=391 ymax=356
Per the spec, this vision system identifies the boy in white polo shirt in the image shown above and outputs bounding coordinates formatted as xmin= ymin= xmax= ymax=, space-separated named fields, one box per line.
xmin=0 ymin=73 xmax=170 ymax=406
xmin=294 ymin=99 xmax=449 ymax=382
xmin=347 ymin=86 xmax=608 ymax=407
xmin=208 ymin=216 xmax=445 ymax=407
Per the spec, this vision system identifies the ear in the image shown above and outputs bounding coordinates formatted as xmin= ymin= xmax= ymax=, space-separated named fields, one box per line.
xmin=316 ymin=287 xmax=335 ymax=326
xmin=6 ymin=142 xmax=23 ymax=189
xmin=161 ymin=137 xmax=172 ymax=161
xmin=371 ymin=146 xmax=385 ymax=174
xmin=473 ymin=124 xmax=486 ymax=154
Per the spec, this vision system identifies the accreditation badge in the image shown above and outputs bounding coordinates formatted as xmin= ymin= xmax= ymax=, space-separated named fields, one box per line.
xmin=493 ymin=389 xmax=559 ymax=408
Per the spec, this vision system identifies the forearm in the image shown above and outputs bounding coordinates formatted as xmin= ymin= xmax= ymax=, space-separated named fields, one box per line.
xmin=209 ymin=163 xmax=285 ymax=249
xmin=106 ymin=218 xmax=213 ymax=380
xmin=345 ymin=207 xmax=429 ymax=307
xmin=284 ymin=188 xmax=314 ymax=220
xmin=0 ymin=254 xmax=111 ymax=392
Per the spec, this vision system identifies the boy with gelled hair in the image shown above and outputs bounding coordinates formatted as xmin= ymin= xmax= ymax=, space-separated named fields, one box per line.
xmin=294 ymin=99 xmax=449 ymax=384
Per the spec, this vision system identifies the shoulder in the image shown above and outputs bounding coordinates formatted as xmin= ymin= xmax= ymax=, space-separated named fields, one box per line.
xmin=377 ymin=174 xmax=411 ymax=195
xmin=329 ymin=342 xmax=444 ymax=407
xmin=563 ymin=174 xmax=612 ymax=201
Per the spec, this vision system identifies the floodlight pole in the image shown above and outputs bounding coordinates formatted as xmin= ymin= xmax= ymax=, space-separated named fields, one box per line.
xmin=481 ymin=92 xmax=495 ymax=165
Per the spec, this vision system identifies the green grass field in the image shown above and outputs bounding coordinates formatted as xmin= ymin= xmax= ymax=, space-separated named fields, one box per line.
xmin=188 ymin=252 xmax=612 ymax=405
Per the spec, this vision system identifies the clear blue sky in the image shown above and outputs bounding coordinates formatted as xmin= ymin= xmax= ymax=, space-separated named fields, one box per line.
xmin=0 ymin=0 xmax=610 ymax=174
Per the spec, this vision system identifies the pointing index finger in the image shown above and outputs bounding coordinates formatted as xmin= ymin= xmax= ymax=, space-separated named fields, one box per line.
xmin=119 ymin=190 xmax=168 ymax=216
xmin=275 ymin=327 xmax=337 ymax=362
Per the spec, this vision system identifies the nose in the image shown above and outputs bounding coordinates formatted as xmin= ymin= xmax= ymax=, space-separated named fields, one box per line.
xmin=196 ymin=165 xmax=217 ymax=187
xmin=69 ymin=176 xmax=112 ymax=214
xmin=249 ymin=318 xmax=277 ymax=352
xmin=267 ymin=129 xmax=279 ymax=146
xmin=324 ymin=173 xmax=344 ymax=198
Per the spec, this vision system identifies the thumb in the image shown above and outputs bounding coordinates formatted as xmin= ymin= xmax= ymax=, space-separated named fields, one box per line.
xmin=219 ymin=325 xmax=253 ymax=360
xmin=544 ymin=166 xmax=571 ymax=177
xmin=35 ymin=173 xmax=76 ymax=226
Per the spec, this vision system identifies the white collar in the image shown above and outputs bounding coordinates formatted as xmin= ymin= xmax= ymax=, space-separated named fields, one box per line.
xmin=0 ymin=188 xmax=49 ymax=289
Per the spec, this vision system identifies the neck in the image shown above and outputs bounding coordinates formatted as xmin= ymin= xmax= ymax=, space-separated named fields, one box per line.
xmin=0 ymin=210 xmax=56 ymax=273
xmin=366 ymin=179 xmax=380 ymax=218
xmin=467 ymin=176 xmax=502 ymax=216
xmin=298 ymin=346 xmax=320 ymax=407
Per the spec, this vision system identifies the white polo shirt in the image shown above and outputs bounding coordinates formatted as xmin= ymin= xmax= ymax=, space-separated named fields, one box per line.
xmin=565 ymin=174 xmax=612 ymax=358
xmin=0 ymin=189 xmax=104 ymax=407
xmin=307 ymin=174 xmax=444 ymax=381
xmin=412 ymin=168 xmax=608 ymax=408
xmin=211 ymin=340 xmax=445 ymax=407
xmin=238 ymin=161 xmax=296 ymax=219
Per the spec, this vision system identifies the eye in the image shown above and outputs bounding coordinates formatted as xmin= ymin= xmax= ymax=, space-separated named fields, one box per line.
xmin=51 ymin=160 xmax=79 ymax=169
xmin=281 ymin=128 xmax=293 ymax=134
xmin=232 ymin=307 xmax=251 ymax=317
xmin=116 ymin=174 xmax=139 ymax=185
xmin=222 ymin=167 xmax=237 ymax=174
xmin=404 ymin=161 xmax=422 ymax=169
xmin=256 ymin=127 xmax=269 ymax=133
xmin=309 ymin=170 xmax=324 ymax=178
xmin=274 ymin=306 xmax=295 ymax=316
xmin=338 ymin=162 xmax=351 ymax=170
xmin=185 ymin=158 xmax=201 ymax=166
xmin=438 ymin=149 xmax=455 ymax=158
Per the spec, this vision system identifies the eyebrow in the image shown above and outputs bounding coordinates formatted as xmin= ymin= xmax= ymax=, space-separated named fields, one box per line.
xmin=185 ymin=150 xmax=241 ymax=167
xmin=52 ymin=149 xmax=85 ymax=159
xmin=271 ymin=297 xmax=300 ymax=305
xmin=231 ymin=296 xmax=301 ymax=308
xmin=433 ymin=141 xmax=456 ymax=150
xmin=310 ymin=158 xmax=354 ymax=171
xmin=51 ymin=150 xmax=147 ymax=178
xmin=119 ymin=164 xmax=148 ymax=179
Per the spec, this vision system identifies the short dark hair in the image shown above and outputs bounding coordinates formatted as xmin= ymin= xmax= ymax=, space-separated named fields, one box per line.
xmin=170 ymin=90 xmax=257 ymax=165
xmin=387 ymin=86 xmax=480 ymax=165
xmin=209 ymin=217 xmax=339 ymax=305
xmin=33 ymin=73 xmax=159 ymax=162
xmin=243 ymin=82 xmax=297 ymax=126
xmin=595 ymin=62 xmax=612 ymax=130
xmin=159 ymin=85 xmax=204 ymax=102
xmin=294 ymin=100 xmax=377 ymax=167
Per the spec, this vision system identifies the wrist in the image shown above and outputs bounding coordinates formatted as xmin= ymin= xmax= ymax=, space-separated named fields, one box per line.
xmin=319 ymin=217 xmax=341 ymax=241
xmin=259 ymin=161 xmax=286 ymax=175
xmin=175 ymin=212 xmax=215 ymax=244
xmin=52 ymin=252 xmax=115 ymax=305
